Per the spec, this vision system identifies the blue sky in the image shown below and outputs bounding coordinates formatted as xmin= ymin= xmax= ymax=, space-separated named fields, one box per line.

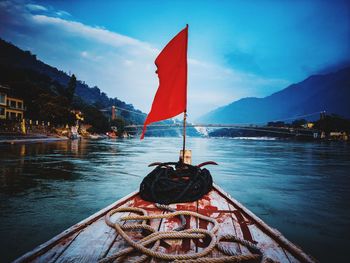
xmin=1 ymin=0 xmax=349 ymax=119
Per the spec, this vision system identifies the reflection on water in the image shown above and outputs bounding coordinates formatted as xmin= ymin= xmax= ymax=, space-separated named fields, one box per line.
xmin=0 ymin=138 xmax=349 ymax=262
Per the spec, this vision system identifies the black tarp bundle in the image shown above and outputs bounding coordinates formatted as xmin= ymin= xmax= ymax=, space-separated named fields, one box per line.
xmin=140 ymin=162 xmax=213 ymax=204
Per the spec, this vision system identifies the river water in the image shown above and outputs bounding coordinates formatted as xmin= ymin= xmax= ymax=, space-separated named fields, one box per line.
xmin=0 ymin=138 xmax=349 ymax=262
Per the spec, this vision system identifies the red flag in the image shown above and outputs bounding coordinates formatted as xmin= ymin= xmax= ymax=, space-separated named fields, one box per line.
xmin=140 ymin=25 xmax=188 ymax=139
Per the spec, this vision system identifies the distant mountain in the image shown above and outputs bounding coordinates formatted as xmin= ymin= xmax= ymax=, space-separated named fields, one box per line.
xmin=199 ymin=67 xmax=350 ymax=124
xmin=0 ymin=38 xmax=145 ymax=124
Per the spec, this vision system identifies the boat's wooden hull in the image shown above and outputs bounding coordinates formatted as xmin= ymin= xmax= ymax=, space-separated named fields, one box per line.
xmin=14 ymin=184 xmax=316 ymax=263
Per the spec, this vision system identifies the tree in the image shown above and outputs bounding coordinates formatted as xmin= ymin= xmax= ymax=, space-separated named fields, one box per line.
xmin=81 ymin=104 xmax=110 ymax=133
xmin=110 ymin=118 xmax=125 ymax=134
xmin=291 ymin=119 xmax=307 ymax=128
xmin=314 ymin=114 xmax=350 ymax=133
xmin=66 ymin=74 xmax=76 ymax=104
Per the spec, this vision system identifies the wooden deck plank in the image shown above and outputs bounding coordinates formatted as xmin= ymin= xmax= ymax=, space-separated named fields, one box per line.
xmin=100 ymin=211 xmax=134 ymax=261
xmin=55 ymin=201 xmax=132 ymax=263
xmin=31 ymin=231 xmax=82 ymax=263
xmin=248 ymin=223 xmax=292 ymax=263
xmin=284 ymin=250 xmax=301 ymax=263
xmin=15 ymin=191 xmax=139 ymax=263
xmin=227 ymin=203 xmax=252 ymax=255
xmin=197 ymin=189 xmax=242 ymax=257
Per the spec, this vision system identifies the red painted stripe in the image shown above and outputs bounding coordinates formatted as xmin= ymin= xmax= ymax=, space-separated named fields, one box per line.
xmin=181 ymin=215 xmax=192 ymax=251
xmin=233 ymin=210 xmax=255 ymax=243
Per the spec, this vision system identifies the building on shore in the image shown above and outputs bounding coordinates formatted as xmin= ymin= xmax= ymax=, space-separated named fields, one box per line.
xmin=0 ymin=85 xmax=25 ymax=120
xmin=329 ymin=131 xmax=348 ymax=141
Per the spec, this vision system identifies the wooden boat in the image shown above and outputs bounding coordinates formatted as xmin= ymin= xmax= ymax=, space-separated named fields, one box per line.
xmin=106 ymin=131 xmax=117 ymax=139
xmin=15 ymin=184 xmax=315 ymax=263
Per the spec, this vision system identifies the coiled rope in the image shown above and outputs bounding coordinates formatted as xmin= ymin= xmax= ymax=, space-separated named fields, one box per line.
xmin=99 ymin=205 xmax=274 ymax=263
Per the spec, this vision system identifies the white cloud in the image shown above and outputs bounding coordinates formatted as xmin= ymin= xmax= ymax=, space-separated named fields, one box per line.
xmin=32 ymin=15 xmax=157 ymax=54
xmin=26 ymin=4 xmax=47 ymax=12
xmin=55 ymin=10 xmax=71 ymax=17
xmin=80 ymin=51 xmax=88 ymax=58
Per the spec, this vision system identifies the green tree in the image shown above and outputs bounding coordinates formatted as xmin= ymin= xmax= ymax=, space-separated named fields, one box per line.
xmin=82 ymin=105 xmax=110 ymax=133
xmin=66 ymin=74 xmax=76 ymax=104
xmin=110 ymin=118 xmax=125 ymax=134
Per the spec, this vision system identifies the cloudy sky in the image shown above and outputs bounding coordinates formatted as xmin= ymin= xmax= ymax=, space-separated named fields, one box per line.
xmin=1 ymin=0 xmax=349 ymax=120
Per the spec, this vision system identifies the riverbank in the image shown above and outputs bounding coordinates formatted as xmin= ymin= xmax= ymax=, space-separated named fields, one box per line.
xmin=0 ymin=134 xmax=68 ymax=144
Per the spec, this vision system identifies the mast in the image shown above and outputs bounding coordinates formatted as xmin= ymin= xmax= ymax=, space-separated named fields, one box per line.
xmin=182 ymin=24 xmax=189 ymax=164
xmin=182 ymin=111 xmax=187 ymax=163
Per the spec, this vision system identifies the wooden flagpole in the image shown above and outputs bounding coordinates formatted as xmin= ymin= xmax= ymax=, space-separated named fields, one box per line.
xmin=182 ymin=24 xmax=189 ymax=164
xmin=182 ymin=111 xmax=187 ymax=163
